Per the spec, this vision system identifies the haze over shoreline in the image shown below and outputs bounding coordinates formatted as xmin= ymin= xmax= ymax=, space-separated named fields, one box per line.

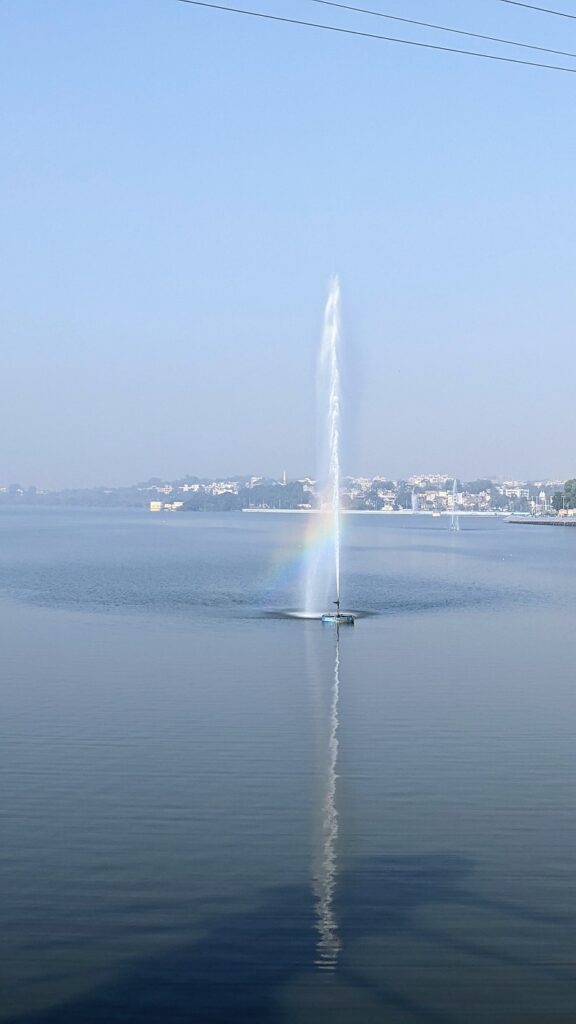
xmin=1 ymin=472 xmax=568 ymax=517
xmin=0 ymin=471 xmax=566 ymax=493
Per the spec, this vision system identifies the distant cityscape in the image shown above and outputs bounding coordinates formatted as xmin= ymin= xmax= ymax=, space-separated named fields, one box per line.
xmin=2 ymin=473 xmax=576 ymax=516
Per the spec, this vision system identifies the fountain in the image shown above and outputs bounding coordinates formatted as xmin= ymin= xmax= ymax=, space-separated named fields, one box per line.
xmin=304 ymin=277 xmax=354 ymax=625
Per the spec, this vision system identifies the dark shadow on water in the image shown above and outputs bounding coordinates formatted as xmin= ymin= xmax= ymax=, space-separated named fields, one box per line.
xmin=7 ymin=852 xmax=576 ymax=1024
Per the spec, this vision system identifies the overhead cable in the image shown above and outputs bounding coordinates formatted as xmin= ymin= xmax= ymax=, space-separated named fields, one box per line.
xmin=308 ymin=0 xmax=576 ymax=59
xmin=174 ymin=0 xmax=576 ymax=73
xmin=496 ymin=0 xmax=576 ymax=20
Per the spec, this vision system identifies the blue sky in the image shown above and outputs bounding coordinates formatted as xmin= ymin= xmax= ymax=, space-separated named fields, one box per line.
xmin=2 ymin=0 xmax=575 ymax=487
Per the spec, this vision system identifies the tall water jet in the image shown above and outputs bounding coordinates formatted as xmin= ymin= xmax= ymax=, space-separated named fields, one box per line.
xmin=303 ymin=278 xmax=354 ymax=623
xmin=304 ymin=278 xmax=353 ymax=621
xmin=322 ymin=276 xmax=342 ymax=607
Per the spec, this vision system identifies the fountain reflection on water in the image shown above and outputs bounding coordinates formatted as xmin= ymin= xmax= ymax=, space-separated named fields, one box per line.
xmin=311 ymin=628 xmax=341 ymax=970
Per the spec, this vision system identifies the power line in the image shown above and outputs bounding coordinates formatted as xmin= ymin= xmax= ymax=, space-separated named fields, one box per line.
xmin=496 ymin=0 xmax=576 ymax=20
xmin=308 ymin=0 xmax=576 ymax=60
xmin=175 ymin=0 xmax=576 ymax=72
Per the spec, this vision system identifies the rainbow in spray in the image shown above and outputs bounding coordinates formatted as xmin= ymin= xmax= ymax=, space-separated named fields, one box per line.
xmin=262 ymin=278 xmax=353 ymax=620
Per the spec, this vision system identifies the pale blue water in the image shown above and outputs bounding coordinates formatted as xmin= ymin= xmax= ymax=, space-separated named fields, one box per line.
xmin=1 ymin=509 xmax=576 ymax=1023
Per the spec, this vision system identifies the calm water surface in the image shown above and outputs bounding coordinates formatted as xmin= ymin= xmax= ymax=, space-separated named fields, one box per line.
xmin=1 ymin=509 xmax=576 ymax=1023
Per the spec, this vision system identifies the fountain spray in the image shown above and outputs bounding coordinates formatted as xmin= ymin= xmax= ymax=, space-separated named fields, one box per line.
xmin=319 ymin=278 xmax=354 ymax=625
xmin=302 ymin=277 xmax=353 ymax=622
xmin=321 ymin=276 xmax=341 ymax=606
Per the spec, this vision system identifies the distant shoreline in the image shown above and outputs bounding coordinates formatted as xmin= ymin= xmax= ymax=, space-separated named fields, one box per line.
xmin=507 ymin=516 xmax=576 ymax=526
xmin=241 ymin=509 xmax=508 ymax=517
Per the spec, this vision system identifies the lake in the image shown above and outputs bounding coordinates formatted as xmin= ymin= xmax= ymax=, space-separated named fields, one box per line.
xmin=1 ymin=509 xmax=576 ymax=1023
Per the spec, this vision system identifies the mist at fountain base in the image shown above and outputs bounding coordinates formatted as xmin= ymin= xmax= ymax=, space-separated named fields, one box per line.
xmin=273 ymin=609 xmax=368 ymax=621
xmin=321 ymin=612 xmax=355 ymax=625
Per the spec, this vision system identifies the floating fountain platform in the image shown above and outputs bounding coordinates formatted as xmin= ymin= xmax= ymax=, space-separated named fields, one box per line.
xmin=321 ymin=600 xmax=355 ymax=625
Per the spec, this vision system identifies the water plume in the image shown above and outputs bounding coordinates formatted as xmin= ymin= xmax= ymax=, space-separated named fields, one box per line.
xmin=304 ymin=276 xmax=342 ymax=614
xmin=322 ymin=277 xmax=341 ymax=604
